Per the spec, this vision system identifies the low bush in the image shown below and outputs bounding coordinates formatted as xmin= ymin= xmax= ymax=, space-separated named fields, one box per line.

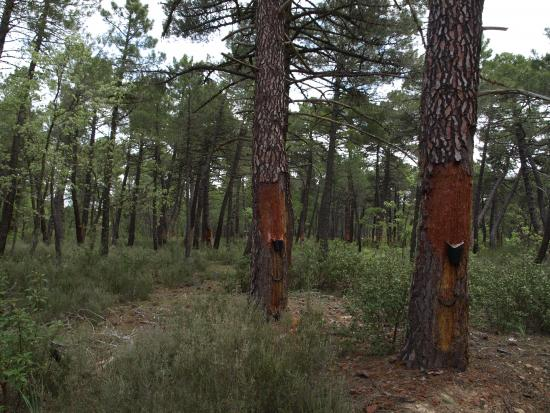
xmin=345 ymin=249 xmax=411 ymax=354
xmin=470 ymin=250 xmax=550 ymax=334
xmin=55 ymin=296 xmax=352 ymax=413
xmin=0 ymin=271 xmax=63 ymax=411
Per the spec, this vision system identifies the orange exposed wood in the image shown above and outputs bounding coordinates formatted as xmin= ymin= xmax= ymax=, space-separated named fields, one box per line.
xmin=424 ymin=163 xmax=472 ymax=259
xmin=257 ymin=182 xmax=287 ymax=245
xmin=425 ymin=163 xmax=471 ymax=353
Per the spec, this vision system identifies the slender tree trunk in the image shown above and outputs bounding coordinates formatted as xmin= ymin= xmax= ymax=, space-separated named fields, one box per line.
xmin=0 ymin=0 xmax=15 ymax=59
xmin=472 ymin=131 xmax=488 ymax=253
xmin=112 ymin=146 xmax=131 ymax=245
xmin=128 ymin=139 xmax=144 ymax=246
xmin=0 ymin=0 xmax=51 ymax=255
xmin=70 ymin=132 xmax=84 ymax=244
xmin=490 ymin=174 xmax=520 ymax=247
xmin=250 ymin=0 xmax=291 ymax=318
xmin=527 ymin=155 xmax=546 ymax=226
xmin=307 ymin=183 xmax=320 ymax=239
xmin=317 ymin=78 xmax=341 ymax=256
xmin=296 ymin=149 xmax=313 ymax=242
xmin=401 ymin=0 xmax=484 ymax=371
xmin=52 ymin=182 xmax=65 ymax=262
xmin=535 ymin=203 xmax=550 ymax=263
xmin=475 ymin=167 xmax=508 ymax=226
xmin=515 ymin=122 xmax=541 ymax=233
xmin=234 ymin=176 xmax=241 ymax=237
xmin=81 ymin=113 xmax=97 ymax=241
xmin=100 ymin=105 xmax=119 ymax=256
xmin=214 ymin=136 xmax=243 ymax=249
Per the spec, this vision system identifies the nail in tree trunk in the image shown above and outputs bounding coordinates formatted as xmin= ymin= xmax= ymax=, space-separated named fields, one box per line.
xmin=214 ymin=135 xmax=243 ymax=249
xmin=401 ymin=0 xmax=484 ymax=371
xmin=128 ymin=139 xmax=144 ymax=246
xmin=250 ymin=0 xmax=291 ymax=318
xmin=0 ymin=0 xmax=51 ymax=255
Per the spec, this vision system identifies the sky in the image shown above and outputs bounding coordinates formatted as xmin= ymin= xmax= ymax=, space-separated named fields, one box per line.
xmin=86 ymin=0 xmax=550 ymax=65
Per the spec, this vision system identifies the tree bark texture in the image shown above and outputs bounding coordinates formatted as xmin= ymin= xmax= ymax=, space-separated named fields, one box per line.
xmin=250 ymin=0 xmax=291 ymax=318
xmin=401 ymin=0 xmax=484 ymax=371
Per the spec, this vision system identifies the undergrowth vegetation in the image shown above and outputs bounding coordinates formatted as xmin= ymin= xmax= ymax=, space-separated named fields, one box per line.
xmin=53 ymin=296 xmax=352 ymax=413
xmin=2 ymin=239 xmax=550 ymax=410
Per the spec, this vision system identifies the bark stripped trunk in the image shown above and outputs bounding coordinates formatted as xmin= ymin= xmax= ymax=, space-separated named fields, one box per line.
xmin=401 ymin=0 xmax=484 ymax=371
xmin=214 ymin=135 xmax=243 ymax=249
xmin=0 ymin=0 xmax=51 ymax=255
xmin=250 ymin=0 xmax=291 ymax=318
xmin=317 ymin=78 xmax=341 ymax=256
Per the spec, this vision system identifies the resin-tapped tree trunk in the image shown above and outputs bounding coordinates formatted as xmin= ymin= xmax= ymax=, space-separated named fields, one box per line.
xmin=401 ymin=0 xmax=484 ymax=371
xmin=250 ymin=0 xmax=291 ymax=318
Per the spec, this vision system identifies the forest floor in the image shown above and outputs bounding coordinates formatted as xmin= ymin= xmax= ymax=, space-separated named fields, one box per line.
xmin=64 ymin=265 xmax=550 ymax=413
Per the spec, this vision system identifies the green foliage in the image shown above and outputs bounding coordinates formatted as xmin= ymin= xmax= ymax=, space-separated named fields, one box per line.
xmin=345 ymin=249 xmax=411 ymax=355
xmin=0 ymin=272 xmax=61 ymax=410
xmin=470 ymin=250 xmax=550 ymax=334
xmin=56 ymin=296 xmax=352 ymax=413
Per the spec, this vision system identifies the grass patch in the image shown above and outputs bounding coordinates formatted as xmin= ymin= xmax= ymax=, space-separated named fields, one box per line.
xmin=53 ymin=295 xmax=352 ymax=413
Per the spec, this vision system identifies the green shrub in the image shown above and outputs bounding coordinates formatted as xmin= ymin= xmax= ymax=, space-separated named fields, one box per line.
xmin=0 ymin=271 xmax=62 ymax=411
xmin=346 ymin=249 xmax=411 ymax=354
xmin=56 ymin=296 xmax=352 ymax=413
xmin=470 ymin=251 xmax=550 ymax=333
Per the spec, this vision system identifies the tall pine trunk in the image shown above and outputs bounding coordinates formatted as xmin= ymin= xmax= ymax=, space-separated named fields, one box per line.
xmin=250 ymin=0 xmax=291 ymax=318
xmin=401 ymin=0 xmax=484 ymax=371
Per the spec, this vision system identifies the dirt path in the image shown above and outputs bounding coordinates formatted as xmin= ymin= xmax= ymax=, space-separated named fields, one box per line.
xmin=66 ymin=283 xmax=550 ymax=413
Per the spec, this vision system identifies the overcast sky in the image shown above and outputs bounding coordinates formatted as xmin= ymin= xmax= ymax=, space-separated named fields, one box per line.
xmin=86 ymin=0 xmax=550 ymax=64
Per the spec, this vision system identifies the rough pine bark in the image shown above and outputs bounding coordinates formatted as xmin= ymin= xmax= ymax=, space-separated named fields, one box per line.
xmin=250 ymin=0 xmax=291 ymax=318
xmin=401 ymin=0 xmax=484 ymax=371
